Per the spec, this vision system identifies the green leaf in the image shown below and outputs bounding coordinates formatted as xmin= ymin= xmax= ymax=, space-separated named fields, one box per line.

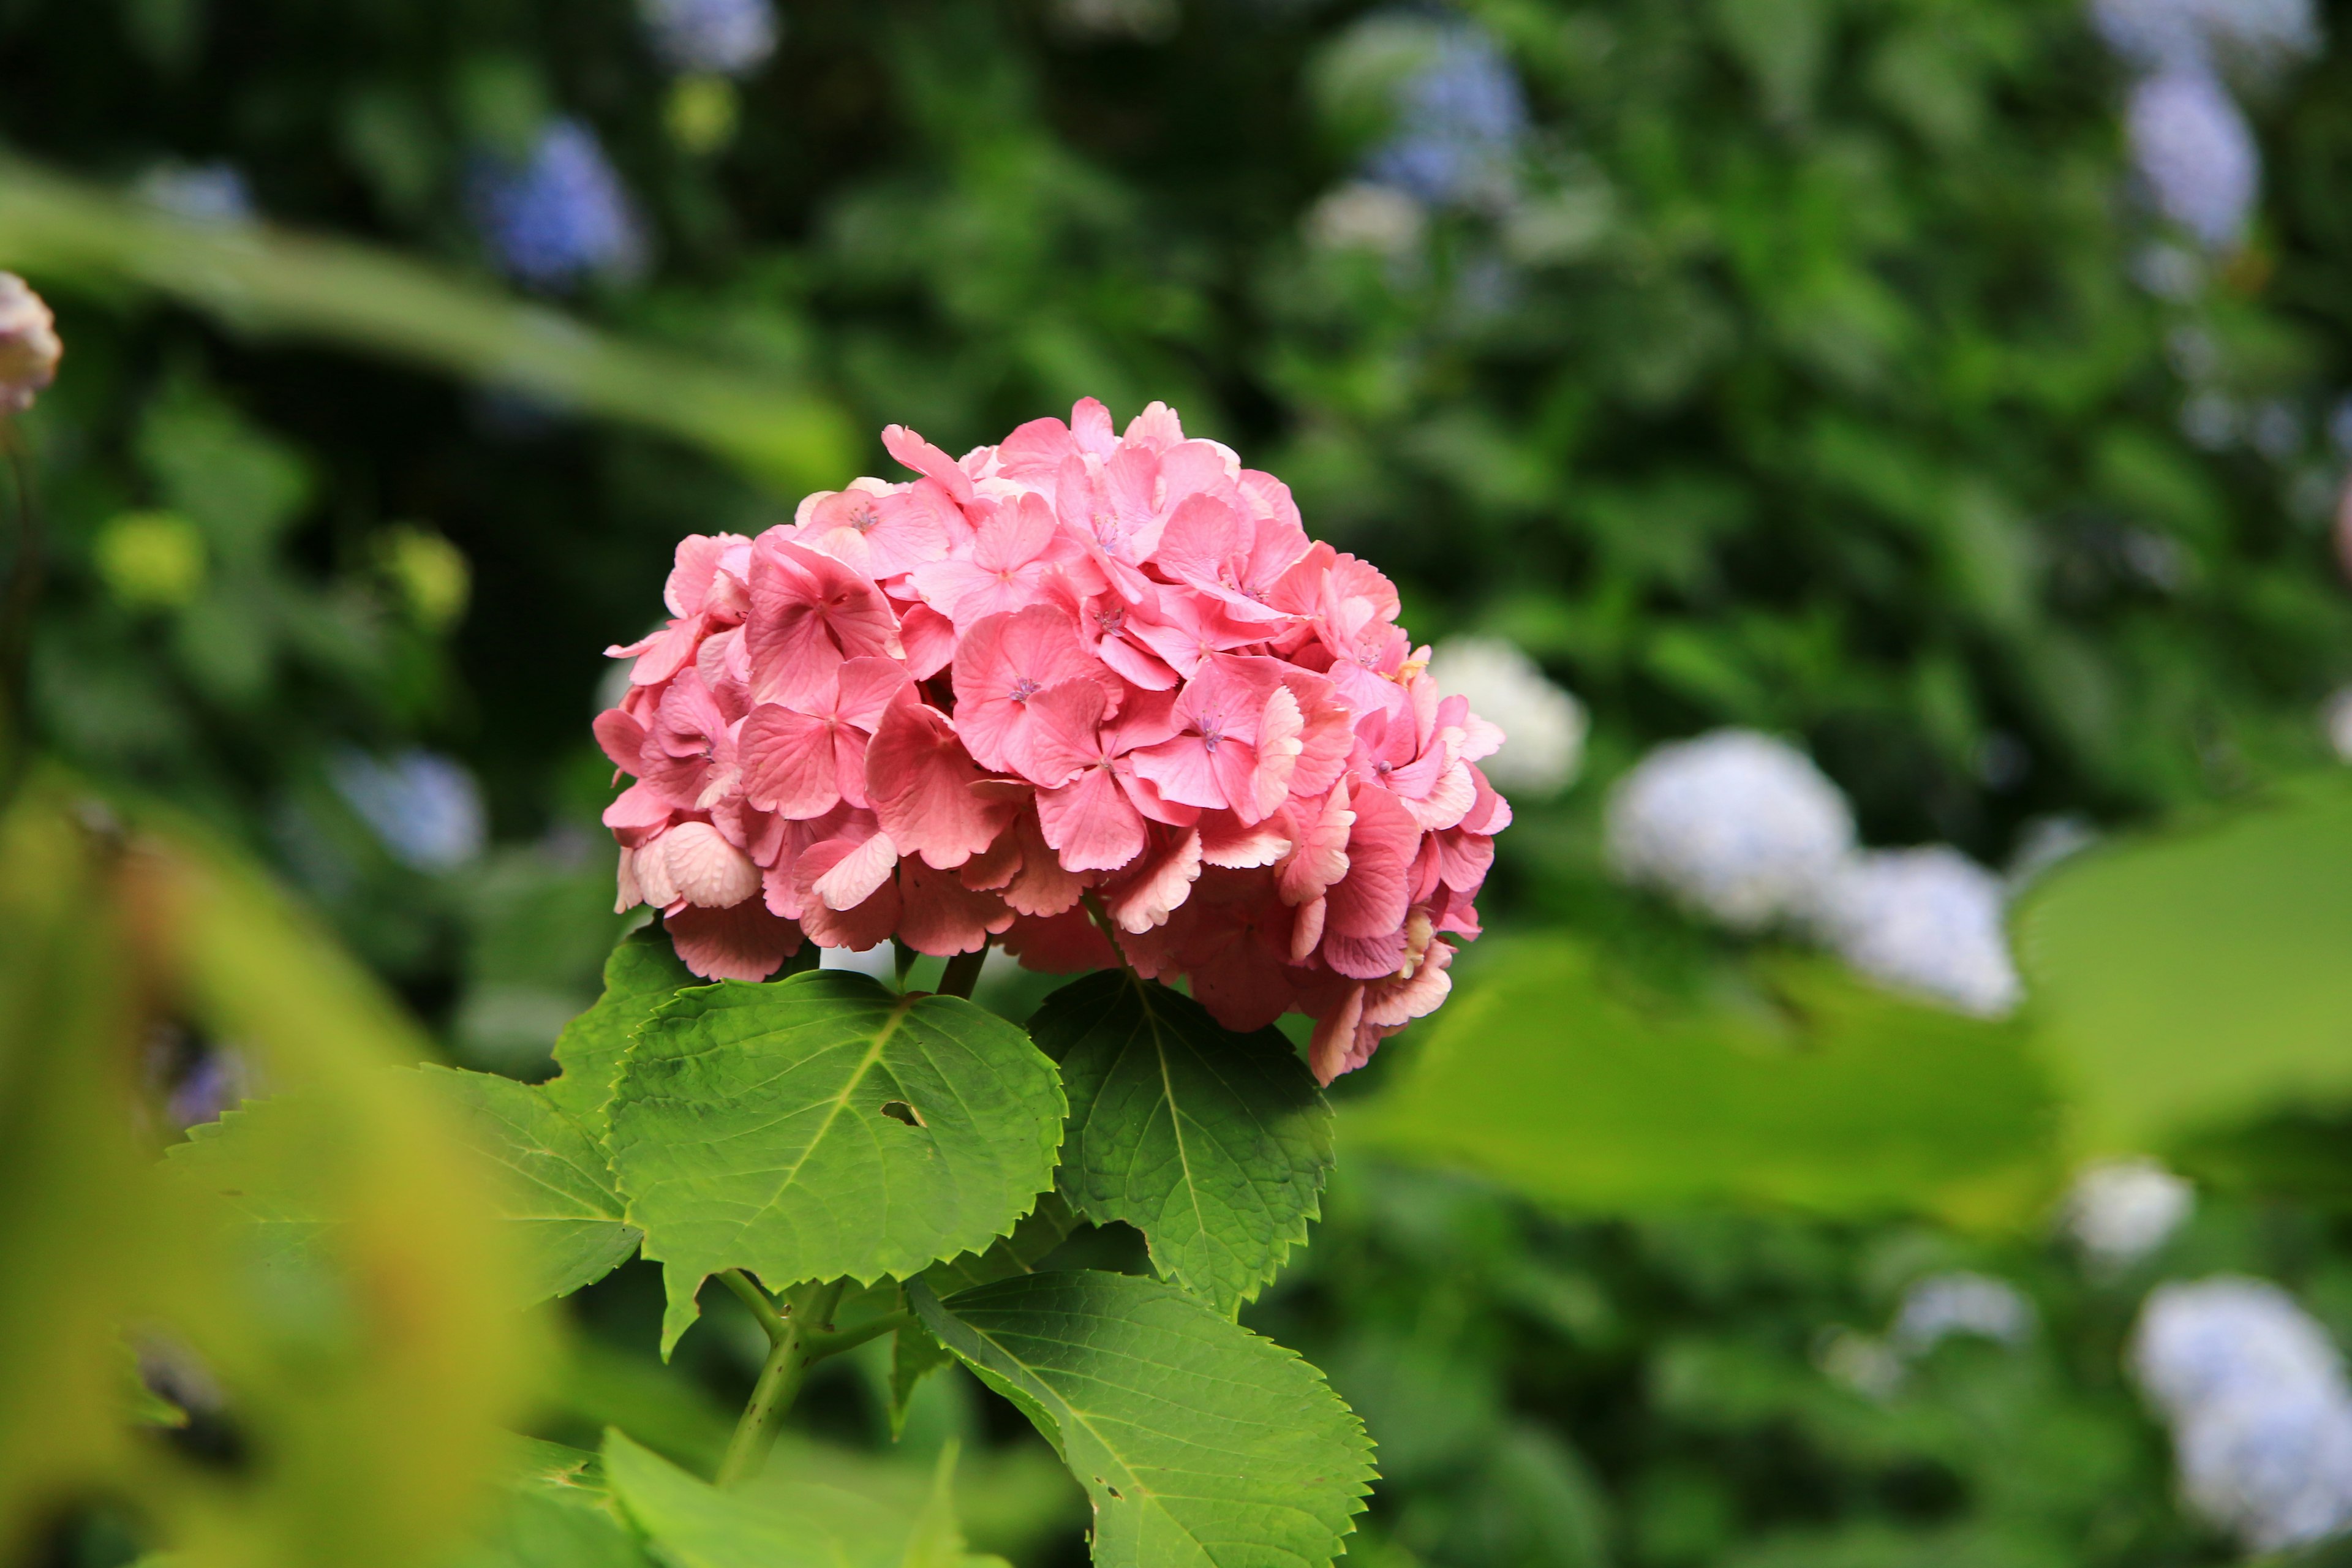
xmin=889 ymin=1324 xmax=957 ymax=1443
xmin=549 ymin=927 xmax=698 ymax=1139
xmin=415 ymin=1066 xmax=642 ymax=1304
xmin=462 ymin=1439 xmax=652 ymax=1568
xmin=161 ymin=1099 xmax=338 ymax=1271
xmin=605 ymin=971 xmax=1065 ymax=1355
xmin=910 ymin=1270 xmax=1375 ymax=1568
xmin=1027 ymin=974 xmax=1332 ymax=1314
xmin=601 ymin=1429 xmax=986 ymax=1568
xmin=2015 ymin=778 xmax=2352 ymax=1147
xmin=1346 ymin=937 xmax=2059 ymax=1226
xmin=921 ymin=1190 xmax=1079 ymax=1296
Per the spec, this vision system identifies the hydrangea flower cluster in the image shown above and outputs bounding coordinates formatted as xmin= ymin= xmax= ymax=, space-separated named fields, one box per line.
xmin=1891 ymin=1270 xmax=2034 ymax=1355
xmin=595 ymin=400 xmax=1509 ymax=1082
xmin=2125 ymin=69 xmax=2260 ymax=253
xmin=1605 ymin=728 xmax=2024 ymax=1017
xmin=1811 ymin=847 xmax=2022 ymax=1019
xmin=1361 ymin=16 xmax=1527 ymax=210
xmin=2093 ymin=0 xmax=2318 ymax=257
xmin=2063 ymin=1156 xmax=2194 ymax=1267
xmin=469 ymin=119 xmax=647 ymax=289
xmin=1605 ymin=729 xmax=1855 ymax=933
xmin=2132 ymin=1276 xmax=2352 ymax=1551
xmin=639 ymin=0 xmax=780 ymax=78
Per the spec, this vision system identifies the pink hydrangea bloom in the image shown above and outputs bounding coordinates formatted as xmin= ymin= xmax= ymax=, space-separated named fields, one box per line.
xmin=594 ymin=399 xmax=1510 ymax=1082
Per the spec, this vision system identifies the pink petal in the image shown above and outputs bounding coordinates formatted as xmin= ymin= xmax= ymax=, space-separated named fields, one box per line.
xmin=881 ymin=424 xmax=977 ymax=506
xmin=897 ymin=601 xmax=957 ymax=679
xmin=1309 ymin=987 xmax=1366 ymax=1087
xmin=594 ymin=707 xmax=647 ymax=774
xmin=814 ymin=830 xmax=899 ymax=911
xmin=739 ymin=705 xmax=845 ymax=818
xmin=1199 ymin=811 xmax=1292 ymax=869
xmin=1325 ymin=783 xmax=1418 ymax=939
xmin=1102 ymin=826 xmax=1203 ymax=933
xmin=897 ymin=859 xmax=1014 ymax=956
xmin=868 ymin=701 xmax=1017 ymax=870
xmin=1000 ymin=907 xmax=1120 ymax=972
xmin=1071 ymin=397 xmax=1117 ymax=456
xmin=1037 ymin=763 xmax=1149 ymax=873
xmin=664 ymin=900 xmax=804 ymax=982
xmin=653 ymin=821 xmax=763 ymax=908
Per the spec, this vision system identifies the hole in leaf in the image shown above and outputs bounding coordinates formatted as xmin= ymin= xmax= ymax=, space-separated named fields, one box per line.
xmin=1104 ymin=1485 xmax=1123 ymax=1500
xmin=879 ymin=1100 xmax=925 ymax=1128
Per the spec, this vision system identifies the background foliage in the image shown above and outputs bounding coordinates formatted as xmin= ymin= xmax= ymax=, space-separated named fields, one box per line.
xmin=9 ymin=0 xmax=2352 ymax=1563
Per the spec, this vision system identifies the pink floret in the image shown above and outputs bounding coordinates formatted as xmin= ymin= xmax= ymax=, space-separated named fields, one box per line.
xmin=592 ymin=399 xmax=1508 ymax=1081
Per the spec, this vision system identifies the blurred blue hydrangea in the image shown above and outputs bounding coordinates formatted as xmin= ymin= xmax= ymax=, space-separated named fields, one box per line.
xmin=136 ymin=160 xmax=255 ymax=225
xmin=640 ymin=0 xmax=779 ymax=77
xmin=2133 ymin=1277 xmax=2352 ymax=1551
xmin=469 ymin=119 xmax=647 ymax=288
xmin=2126 ymin=67 xmax=2258 ymax=252
xmin=1362 ymin=21 xmax=1526 ymax=209
xmin=329 ymin=747 xmax=488 ymax=872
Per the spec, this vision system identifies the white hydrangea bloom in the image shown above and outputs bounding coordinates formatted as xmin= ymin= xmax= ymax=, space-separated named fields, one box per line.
xmin=2064 ymin=1158 xmax=2194 ymax=1266
xmin=1892 ymin=1272 xmax=2034 ymax=1354
xmin=1811 ymin=846 xmax=2023 ymax=1018
xmin=2127 ymin=67 xmax=2260 ymax=252
xmin=2133 ymin=1277 xmax=2352 ymax=1551
xmin=2325 ymin=685 xmax=2352 ymax=763
xmin=1605 ymin=729 xmax=1855 ymax=932
xmin=1425 ymin=636 xmax=1586 ymax=796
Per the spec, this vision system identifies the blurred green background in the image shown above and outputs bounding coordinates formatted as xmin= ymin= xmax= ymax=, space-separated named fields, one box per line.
xmin=11 ymin=0 xmax=2352 ymax=1562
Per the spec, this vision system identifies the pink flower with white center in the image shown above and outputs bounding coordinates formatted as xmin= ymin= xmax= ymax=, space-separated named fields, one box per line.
xmin=590 ymin=400 xmax=1509 ymax=1079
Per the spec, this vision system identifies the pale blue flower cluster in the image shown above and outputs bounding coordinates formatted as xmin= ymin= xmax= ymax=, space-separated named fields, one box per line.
xmin=329 ymin=747 xmax=488 ymax=872
xmin=137 ymin=160 xmax=255 ymax=225
xmin=2133 ymin=1277 xmax=2352 ymax=1551
xmin=1363 ymin=20 xmax=1527 ymax=209
xmin=2092 ymin=0 xmax=2320 ymax=254
xmin=1606 ymin=728 xmax=2022 ymax=1016
xmin=469 ymin=119 xmax=646 ymax=288
xmin=1893 ymin=1272 xmax=2034 ymax=1354
xmin=640 ymin=0 xmax=779 ymax=77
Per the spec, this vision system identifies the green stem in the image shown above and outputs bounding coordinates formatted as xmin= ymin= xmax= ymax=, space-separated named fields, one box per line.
xmin=714 ymin=1277 xmax=847 ymax=1489
xmin=718 ymin=1268 xmax=787 ymax=1342
xmin=937 ymin=945 xmax=987 ymax=1000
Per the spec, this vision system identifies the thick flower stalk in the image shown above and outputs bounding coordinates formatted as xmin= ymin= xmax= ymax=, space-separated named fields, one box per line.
xmin=595 ymin=399 xmax=1508 ymax=1082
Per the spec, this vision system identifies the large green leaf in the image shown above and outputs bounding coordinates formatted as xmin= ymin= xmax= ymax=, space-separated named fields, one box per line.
xmin=891 ymin=1192 xmax=1083 ymax=1440
xmin=1027 ymin=974 xmax=1332 ymax=1314
xmin=1346 ymin=938 xmax=2059 ymax=1226
xmin=910 ymin=1270 xmax=1374 ymax=1568
xmin=602 ymin=1430 xmax=987 ymax=1568
xmin=548 ymin=927 xmax=699 ymax=1140
xmin=0 ymin=156 xmax=856 ymax=492
xmin=2014 ymin=777 xmax=2352 ymax=1147
xmin=605 ymin=971 xmax=1065 ymax=1354
xmin=417 ymin=1066 xmax=642 ymax=1304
